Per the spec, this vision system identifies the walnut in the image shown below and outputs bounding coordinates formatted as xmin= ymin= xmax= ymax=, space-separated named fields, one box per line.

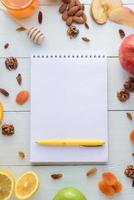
xmin=117 ymin=89 xmax=130 ymax=102
xmin=124 ymin=165 xmax=134 ymax=179
xmin=5 ymin=57 xmax=18 ymax=71
xmin=67 ymin=25 xmax=79 ymax=39
xmin=124 ymin=77 xmax=134 ymax=92
xmin=1 ymin=124 xmax=15 ymax=136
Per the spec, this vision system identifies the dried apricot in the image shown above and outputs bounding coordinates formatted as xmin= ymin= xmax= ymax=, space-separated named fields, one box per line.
xmin=16 ymin=90 xmax=29 ymax=105
xmin=129 ymin=130 xmax=134 ymax=143
xmin=99 ymin=181 xmax=115 ymax=196
xmin=102 ymin=172 xmax=118 ymax=186
xmin=112 ymin=181 xmax=123 ymax=193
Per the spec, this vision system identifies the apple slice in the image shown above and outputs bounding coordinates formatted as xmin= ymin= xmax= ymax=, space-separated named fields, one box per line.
xmin=100 ymin=0 xmax=122 ymax=16
xmin=90 ymin=0 xmax=108 ymax=25
xmin=90 ymin=0 xmax=122 ymax=25
xmin=109 ymin=7 xmax=134 ymax=28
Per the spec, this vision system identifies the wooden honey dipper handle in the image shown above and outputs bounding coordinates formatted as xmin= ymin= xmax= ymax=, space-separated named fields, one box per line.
xmin=0 ymin=5 xmax=45 ymax=45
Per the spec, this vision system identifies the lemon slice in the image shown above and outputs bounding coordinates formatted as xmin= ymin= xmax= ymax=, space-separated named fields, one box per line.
xmin=0 ymin=102 xmax=4 ymax=122
xmin=0 ymin=169 xmax=15 ymax=200
xmin=15 ymin=171 xmax=39 ymax=200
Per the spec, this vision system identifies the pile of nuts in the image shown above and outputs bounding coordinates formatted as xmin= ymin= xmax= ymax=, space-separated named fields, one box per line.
xmin=59 ymin=0 xmax=86 ymax=26
xmin=117 ymin=77 xmax=134 ymax=102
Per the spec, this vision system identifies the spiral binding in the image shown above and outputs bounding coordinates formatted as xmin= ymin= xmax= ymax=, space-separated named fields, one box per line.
xmin=32 ymin=54 xmax=106 ymax=59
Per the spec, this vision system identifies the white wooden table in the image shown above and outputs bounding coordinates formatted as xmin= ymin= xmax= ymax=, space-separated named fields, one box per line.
xmin=0 ymin=0 xmax=134 ymax=199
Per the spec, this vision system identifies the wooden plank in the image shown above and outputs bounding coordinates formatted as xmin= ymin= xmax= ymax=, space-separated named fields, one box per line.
xmin=0 ymin=111 xmax=133 ymax=166
xmin=1 ymin=5 xmax=134 ymax=57
xmin=0 ymin=164 xmax=133 ymax=200
xmin=0 ymin=57 xmax=134 ymax=112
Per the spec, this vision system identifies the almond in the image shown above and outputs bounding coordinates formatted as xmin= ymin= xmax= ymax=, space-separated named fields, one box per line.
xmin=75 ymin=0 xmax=81 ymax=7
xmin=75 ymin=10 xmax=83 ymax=17
xmin=59 ymin=3 xmax=67 ymax=14
xmin=62 ymin=0 xmax=70 ymax=3
xmin=87 ymin=168 xmax=97 ymax=176
xmin=73 ymin=16 xmax=84 ymax=24
xmin=16 ymin=90 xmax=29 ymax=105
xmin=51 ymin=173 xmax=63 ymax=180
xmin=0 ymin=88 xmax=9 ymax=97
xmin=62 ymin=10 xmax=69 ymax=21
xmin=68 ymin=0 xmax=76 ymax=10
xmin=68 ymin=6 xmax=80 ymax=16
xmin=66 ymin=16 xmax=73 ymax=26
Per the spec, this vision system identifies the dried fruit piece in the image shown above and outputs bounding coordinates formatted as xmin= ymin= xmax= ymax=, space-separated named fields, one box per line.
xmin=16 ymin=27 xmax=26 ymax=32
xmin=86 ymin=168 xmax=97 ymax=176
xmin=16 ymin=90 xmax=29 ymax=105
xmin=102 ymin=172 xmax=118 ymax=186
xmin=117 ymin=89 xmax=130 ymax=102
xmin=90 ymin=0 xmax=108 ymax=25
xmin=5 ymin=57 xmax=18 ymax=71
xmin=129 ymin=130 xmax=134 ymax=143
xmin=1 ymin=124 xmax=15 ymax=136
xmin=4 ymin=43 xmax=9 ymax=49
xmin=119 ymin=29 xmax=125 ymax=39
xmin=109 ymin=7 xmax=134 ymax=28
xmin=67 ymin=25 xmax=79 ymax=38
xmin=82 ymin=37 xmax=90 ymax=42
xmin=113 ymin=181 xmax=123 ymax=193
xmin=16 ymin=73 xmax=22 ymax=86
xmin=18 ymin=151 xmax=25 ymax=160
xmin=126 ymin=112 xmax=132 ymax=120
xmin=51 ymin=174 xmax=63 ymax=180
xmin=38 ymin=11 xmax=43 ymax=24
xmin=99 ymin=181 xmax=115 ymax=196
xmin=59 ymin=3 xmax=67 ymax=14
xmin=0 ymin=88 xmax=9 ymax=97
xmin=0 ymin=102 xmax=4 ymax=122
xmin=84 ymin=22 xmax=89 ymax=29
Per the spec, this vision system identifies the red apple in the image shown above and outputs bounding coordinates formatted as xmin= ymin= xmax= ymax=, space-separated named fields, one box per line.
xmin=119 ymin=34 xmax=134 ymax=74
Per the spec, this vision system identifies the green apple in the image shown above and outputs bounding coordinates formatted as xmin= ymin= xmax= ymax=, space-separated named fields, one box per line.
xmin=53 ymin=187 xmax=87 ymax=200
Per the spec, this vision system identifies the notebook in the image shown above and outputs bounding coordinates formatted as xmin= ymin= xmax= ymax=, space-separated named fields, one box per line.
xmin=30 ymin=53 xmax=108 ymax=164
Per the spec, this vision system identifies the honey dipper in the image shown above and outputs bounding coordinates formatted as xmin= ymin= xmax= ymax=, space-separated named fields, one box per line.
xmin=0 ymin=5 xmax=45 ymax=45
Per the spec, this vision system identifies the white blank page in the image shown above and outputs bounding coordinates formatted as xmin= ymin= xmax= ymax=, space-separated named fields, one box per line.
xmin=31 ymin=54 xmax=108 ymax=164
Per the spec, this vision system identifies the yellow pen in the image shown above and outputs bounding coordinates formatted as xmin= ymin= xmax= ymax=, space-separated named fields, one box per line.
xmin=36 ymin=140 xmax=105 ymax=147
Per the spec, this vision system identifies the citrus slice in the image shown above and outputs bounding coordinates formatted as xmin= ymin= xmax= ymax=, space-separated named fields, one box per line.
xmin=0 ymin=169 xmax=15 ymax=200
xmin=15 ymin=171 xmax=39 ymax=200
xmin=0 ymin=102 xmax=4 ymax=122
